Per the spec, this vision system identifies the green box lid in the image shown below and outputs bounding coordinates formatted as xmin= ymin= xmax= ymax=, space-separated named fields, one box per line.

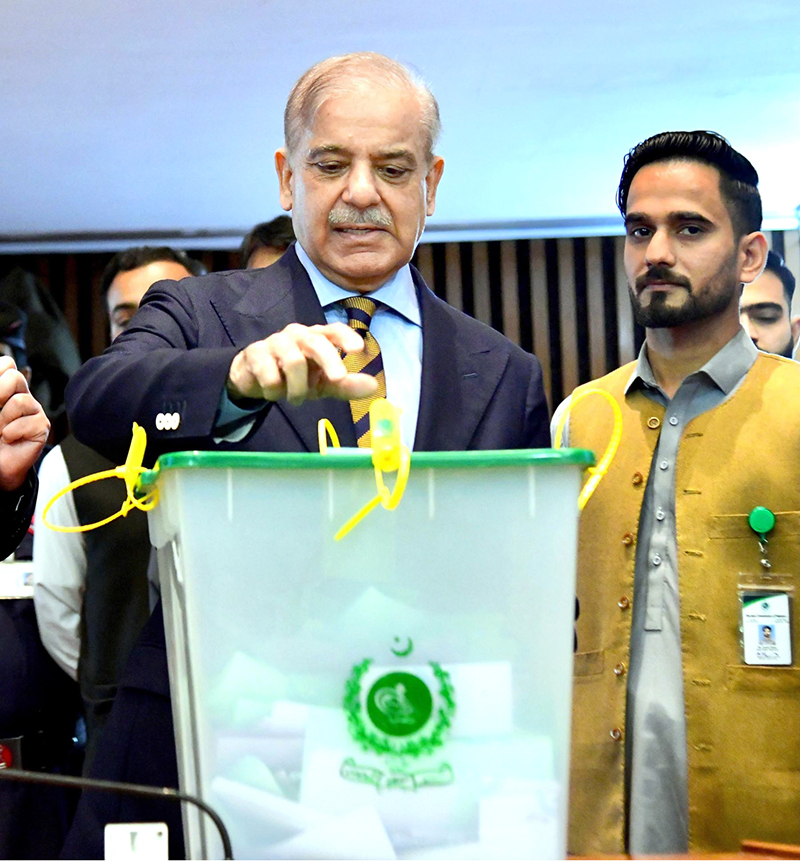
xmin=137 ymin=448 xmax=595 ymax=493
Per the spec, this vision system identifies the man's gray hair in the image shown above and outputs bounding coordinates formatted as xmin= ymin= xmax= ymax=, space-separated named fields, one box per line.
xmin=284 ymin=52 xmax=441 ymax=161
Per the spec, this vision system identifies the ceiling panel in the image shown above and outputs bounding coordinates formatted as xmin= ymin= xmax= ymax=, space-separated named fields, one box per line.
xmin=2 ymin=0 xmax=798 ymax=249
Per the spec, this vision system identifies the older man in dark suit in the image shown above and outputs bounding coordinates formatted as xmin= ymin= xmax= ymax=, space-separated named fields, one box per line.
xmin=62 ymin=51 xmax=549 ymax=858
xmin=66 ymin=53 xmax=548 ymax=461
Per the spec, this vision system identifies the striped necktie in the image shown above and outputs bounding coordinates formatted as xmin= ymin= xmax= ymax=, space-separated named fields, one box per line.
xmin=339 ymin=296 xmax=386 ymax=447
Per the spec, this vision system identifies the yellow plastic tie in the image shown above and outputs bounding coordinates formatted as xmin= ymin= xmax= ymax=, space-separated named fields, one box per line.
xmin=317 ymin=419 xmax=340 ymax=454
xmin=42 ymin=423 xmax=159 ymax=533
xmin=553 ymin=389 xmax=622 ymax=510
xmin=317 ymin=399 xmax=410 ymax=540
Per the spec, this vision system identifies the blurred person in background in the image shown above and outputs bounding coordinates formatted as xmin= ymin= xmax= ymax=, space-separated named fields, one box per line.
xmin=239 ymin=213 xmax=295 ymax=268
xmin=0 ymin=267 xmax=82 ymax=441
xmin=33 ymin=247 xmax=204 ymax=773
xmin=0 ymin=301 xmax=81 ymax=860
xmin=739 ymin=249 xmax=799 ymax=357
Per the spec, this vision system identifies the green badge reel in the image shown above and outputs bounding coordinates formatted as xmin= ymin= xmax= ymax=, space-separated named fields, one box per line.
xmin=748 ymin=506 xmax=776 ymax=571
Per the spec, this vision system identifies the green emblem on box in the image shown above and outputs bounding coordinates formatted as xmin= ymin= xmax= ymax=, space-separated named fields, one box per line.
xmin=343 ymin=658 xmax=455 ymax=758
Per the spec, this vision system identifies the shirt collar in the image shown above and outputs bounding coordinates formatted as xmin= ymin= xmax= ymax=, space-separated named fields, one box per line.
xmin=625 ymin=327 xmax=758 ymax=397
xmin=295 ymin=242 xmax=421 ymax=326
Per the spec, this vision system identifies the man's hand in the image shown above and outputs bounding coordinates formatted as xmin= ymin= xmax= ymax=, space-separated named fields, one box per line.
xmin=227 ymin=322 xmax=379 ymax=406
xmin=0 ymin=357 xmax=49 ymax=492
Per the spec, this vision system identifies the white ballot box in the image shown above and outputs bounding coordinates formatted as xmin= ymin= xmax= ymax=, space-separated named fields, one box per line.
xmin=144 ymin=448 xmax=592 ymax=861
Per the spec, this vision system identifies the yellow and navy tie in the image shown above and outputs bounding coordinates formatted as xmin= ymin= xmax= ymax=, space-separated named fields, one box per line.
xmin=339 ymin=296 xmax=386 ymax=448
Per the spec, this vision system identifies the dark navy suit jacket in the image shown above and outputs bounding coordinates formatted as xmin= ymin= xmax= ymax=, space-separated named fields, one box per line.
xmin=61 ymin=245 xmax=550 ymax=858
xmin=65 ymin=245 xmax=549 ymax=462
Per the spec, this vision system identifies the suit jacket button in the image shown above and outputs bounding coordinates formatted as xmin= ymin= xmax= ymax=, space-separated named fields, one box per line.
xmin=647 ymin=416 xmax=661 ymax=429
xmin=632 ymin=472 xmax=644 ymax=486
xmin=172 ymin=412 xmax=181 ymax=429
xmin=614 ymin=662 xmax=626 ymax=677
xmin=622 ymin=532 xmax=634 ymax=546
xmin=155 ymin=412 xmax=165 ymax=430
xmin=610 ymin=727 xmax=623 ymax=741
xmin=618 ymin=596 xmax=630 ymax=610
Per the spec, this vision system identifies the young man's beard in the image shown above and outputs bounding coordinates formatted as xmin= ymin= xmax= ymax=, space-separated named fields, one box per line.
xmin=779 ymin=336 xmax=795 ymax=358
xmin=629 ymin=263 xmax=739 ymax=329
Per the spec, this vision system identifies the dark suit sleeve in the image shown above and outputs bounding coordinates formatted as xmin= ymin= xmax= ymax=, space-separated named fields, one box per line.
xmin=65 ymin=279 xmax=240 ymax=464
xmin=524 ymin=353 xmax=551 ymax=448
xmin=0 ymin=469 xmax=36 ymax=559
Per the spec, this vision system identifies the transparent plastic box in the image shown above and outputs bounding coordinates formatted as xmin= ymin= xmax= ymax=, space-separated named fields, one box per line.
xmin=144 ymin=448 xmax=592 ymax=860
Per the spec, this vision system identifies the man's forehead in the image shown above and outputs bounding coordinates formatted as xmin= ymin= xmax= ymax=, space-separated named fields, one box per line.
xmin=627 ymin=159 xmax=727 ymax=213
xmin=107 ymin=263 xmax=189 ymax=315
xmin=302 ymin=85 xmax=426 ymax=146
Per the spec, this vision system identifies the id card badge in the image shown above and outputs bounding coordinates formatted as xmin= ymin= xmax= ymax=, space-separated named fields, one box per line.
xmin=739 ymin=507 xmax=795 ymax=666
xmin=740 ymin=590 xmax=792 ymax=666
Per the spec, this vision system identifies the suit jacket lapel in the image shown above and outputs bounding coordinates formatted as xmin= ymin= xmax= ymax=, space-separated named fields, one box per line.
xmin=209 ymin=246 xmax=357 ymax=451
xmin=414 ymin=270 xmax=510 ymax=451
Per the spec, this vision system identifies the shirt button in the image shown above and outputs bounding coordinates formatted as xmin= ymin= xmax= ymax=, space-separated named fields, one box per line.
xmin=618 ymin=596 xmax=630 ymax=610
xmin=656 ymin=508 xmax=665 ymax=521
xmin=610 ymin=727 xmax=623 ymax=742
xmin=614 ymin=662 xmax=626 ymax=677
xmin=660 ymin=460 xmax=669 ymax=470
xmin=622 ymin=532 xmax=634 ymax=546
xmin=632 ymin=472 xmax=644 ymax=486
xmin=647 ymin=416 xmax=661 ymax=429
xmin=652 ymin=554 xmax=662 ymax=566
xmin=669 ymin=416 xmax=679 ymax=426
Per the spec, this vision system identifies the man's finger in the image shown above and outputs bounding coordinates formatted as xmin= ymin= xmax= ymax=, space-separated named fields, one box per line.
xmin=0 ymin=357 xmax=17 ymax=377
xmin=0 ymin=368 xmax=30 ymax=408
xmin=299 ymin=331 xmax=350 ymax=384
xmin=0 ymin=392 xmax=45 ymax=435
xmin=320 ymin=372 xmax=380 ymax=401
xmin=317 ymin=322 xmax=365 ymax=354
xmin=0 ymin=411 xmax=50 ymax=445
xmin=270 ymin=335 xmax=311 ymax=405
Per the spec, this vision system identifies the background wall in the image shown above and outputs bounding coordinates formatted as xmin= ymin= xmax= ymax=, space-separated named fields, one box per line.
xmin=2 ymin=0 xmax=799 ymax=251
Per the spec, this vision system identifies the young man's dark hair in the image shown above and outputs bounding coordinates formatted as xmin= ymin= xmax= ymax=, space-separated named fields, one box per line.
xmin=617 ymin=130 xmax=762 ymax=238
xmin=239 ymin=215 xmax=296 ymax=269
xmin=100 ymin=247 xmax=205 ymax=294
xmin=764 ymin=249 xmax=796 ymax=306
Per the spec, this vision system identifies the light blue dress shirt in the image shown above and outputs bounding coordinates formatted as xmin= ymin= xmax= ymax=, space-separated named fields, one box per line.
xmin=216 ymin=242 xmax=423 ymax=448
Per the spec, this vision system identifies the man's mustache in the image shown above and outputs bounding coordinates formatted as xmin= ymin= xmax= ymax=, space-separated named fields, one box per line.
xmin=635 ymin=266 xmax=692 ymax=292
xmin=329 ymin=207 xmax=393 ymax=228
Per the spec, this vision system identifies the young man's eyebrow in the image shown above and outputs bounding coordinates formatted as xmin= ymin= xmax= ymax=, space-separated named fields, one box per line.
xmin=111 ymin=302 xmax=138 ymax=314
xmin=624 ymin=212 xmax=649 ymax=227
xmin=669 ymin=211 xmax=715 ymax=226
xmin=740 ymin=301 xmax=784 ymax=314
xmin=624 ymin=211 xmax=716 ymax=228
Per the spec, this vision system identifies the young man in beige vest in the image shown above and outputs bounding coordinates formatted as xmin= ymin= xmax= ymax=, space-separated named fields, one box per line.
xmin=562 ymin=131 xmax=800 ymax=855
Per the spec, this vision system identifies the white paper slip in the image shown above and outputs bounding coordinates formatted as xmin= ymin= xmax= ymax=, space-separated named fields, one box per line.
xmin=104 ymin=822 xmax=168 ymax=861
xmin=0 ymin=561 xmax=34 ymax=599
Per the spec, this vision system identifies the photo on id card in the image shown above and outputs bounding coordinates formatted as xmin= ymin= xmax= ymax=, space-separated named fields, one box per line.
xmin=741 ymin=591 xmax=792 ymax=666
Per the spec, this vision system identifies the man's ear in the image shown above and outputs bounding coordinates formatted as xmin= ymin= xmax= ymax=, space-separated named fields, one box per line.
xmin=425 ymin=156 xmax=445 ymax=217
xmin=738 ymin=231 xmax=768 ymax=285
xmin=275 ymin=149 xmax=294 ymax=212
xmin=790 ymin=315 xmax=800 ymax=348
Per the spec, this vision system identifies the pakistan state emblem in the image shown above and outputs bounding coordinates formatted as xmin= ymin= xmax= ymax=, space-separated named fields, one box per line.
xmin=340 ymin=642 xmax=456 ymax=790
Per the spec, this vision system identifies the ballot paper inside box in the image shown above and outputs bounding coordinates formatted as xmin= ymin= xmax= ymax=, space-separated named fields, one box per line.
xmin=147 ymin=449 xmax=591 ymax=860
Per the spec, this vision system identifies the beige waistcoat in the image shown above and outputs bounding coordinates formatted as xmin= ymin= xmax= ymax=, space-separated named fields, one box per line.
xmin=567 ymin=353 xmax=800 ymax=855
